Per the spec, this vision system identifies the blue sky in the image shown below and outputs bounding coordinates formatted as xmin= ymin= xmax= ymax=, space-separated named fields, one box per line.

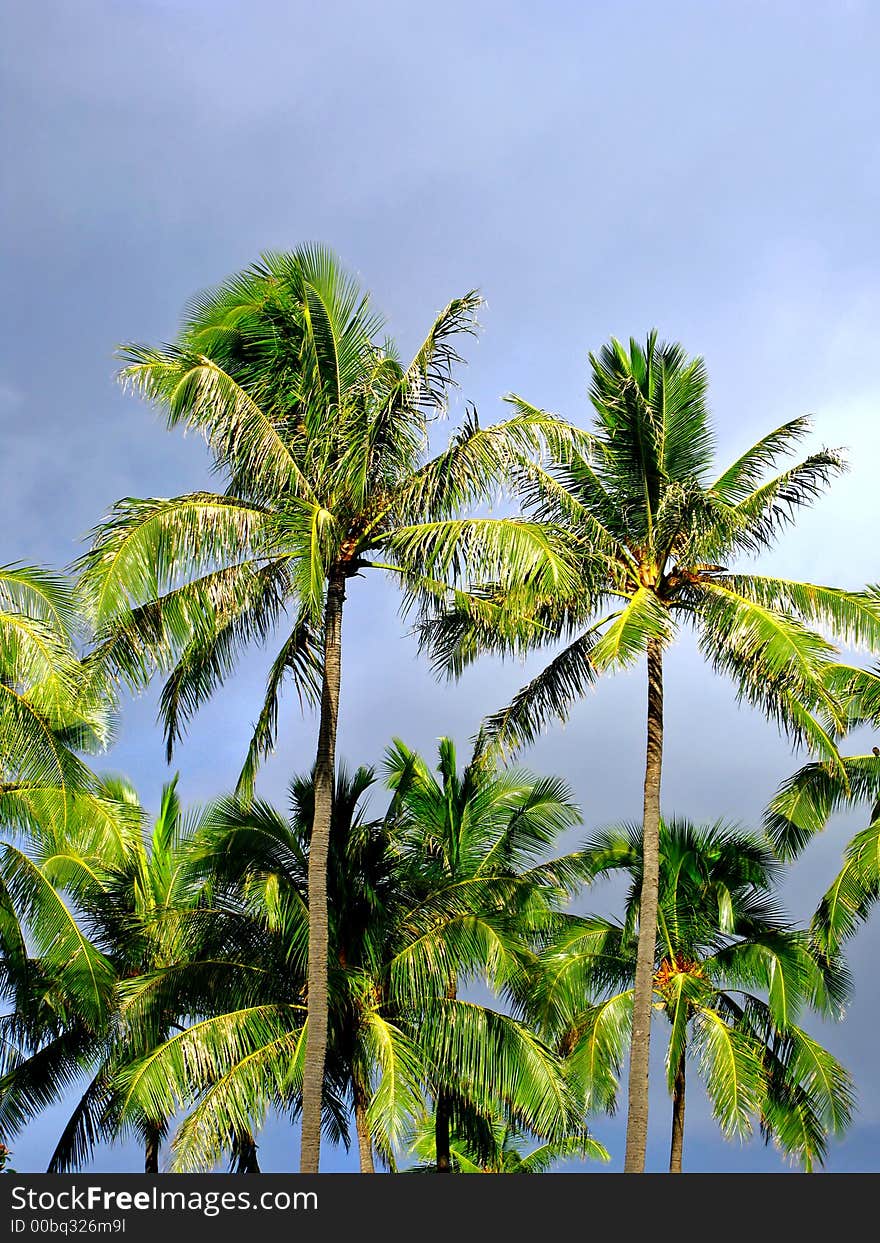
xmin=2 ymin=0 xmax=880 ymax=1172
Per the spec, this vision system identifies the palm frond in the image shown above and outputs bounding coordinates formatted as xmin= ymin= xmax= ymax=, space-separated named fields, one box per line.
xmin=589 ymin=588 xmax=673 ymax=672
xmin=566 ymin=990 xmax=633 ymax=1115
xmin=78 ymin=494 xmax=275 ymax=629
xmin=695 ymin=581 xmax=845 ymax=761
xmin=691 ymin=1005 xmax=764 ymax=1138
xmin=118 ymin=346 xmax=314 ymax=500
xmin=480 ymin=624 xmax=606 ymax=751
xmin=813 ymin=819 xmax=880 ymax=952
xmin=710 ymin=417 xmax=814 ymax=503
xmin=235 ymin=620 xmax=323 ymax=800
xmin=764 ymin=754 xmax=880 ymax=859
xmin=719 ymin=575 xmax=880 ymax=654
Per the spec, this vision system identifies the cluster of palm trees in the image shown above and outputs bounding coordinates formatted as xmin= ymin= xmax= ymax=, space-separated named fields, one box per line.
xmin=2 ymin=246 xmax=880 ymax=1175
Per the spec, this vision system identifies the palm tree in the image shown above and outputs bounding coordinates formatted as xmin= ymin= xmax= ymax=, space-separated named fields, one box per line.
xmin=0 ymin=775 xmax=212 ymax=1172
xmin=383 ymin=735 xmax=587 ymax=1171
xmin=104 ymin=765 xmax=395 ymax=1173
xmin=421 ymin=332 xmax=880 ymax=1169
xmin=529 ymin=818 xmax=854 ymax=1171
xmin=77 ymin=248 xmax=579 ymax=1171
xmin=112 ymin=759 xmax=592 ymax=1172
xmin=0 ymin=562 xmax=129 ymax=1101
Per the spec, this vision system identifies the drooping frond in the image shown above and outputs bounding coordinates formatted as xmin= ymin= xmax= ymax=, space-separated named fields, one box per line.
xmin=588 ymin=588 xmax=673 ymax=672
xmin=691 ymin=1005 xmax=764 ymax=1138
xmin=235 ymin=619 xmax=323 ymax=801
xmin=396 ymin=402 xmax=590 ymax=525
xmin=389 ymin=290 xmax=481 ymax=421
xmin=116 ymin=1005 xmax=305 ymax=1171
xmin=154 ymin=564 xmax=307 ymax=760
xmin=813 ymin=819 xmax=880 ymax=953
xmin=566 ymin=990 xmax=633 ymax=1115
xmin=717 ymin=576 xmax=880 ymax=654
xmin=480 ymin=624 xmax=606 ymax=752
xmin=0 ymin=846 xmax=115 ymax=1026
xmin=764 ymin=754 xmax=880 ymax=859
xmin=0 ymin=564 xmax=83 ymax=637
xmin=167 ymin=1017 xmax=309 ymax=1173
xmin=47 ymin=1072 xmax=115 ymax=1174
xmin=118 ymin=345 xmax=314 ymax=500
xmin=821 ymin=659 xmax=880 ymax=731
xmin=78 ymin=494 xmax=276 ymax=630
xmin=694 ymin=581 xmax=845 ymax=760
xmin=388 ymin=903 xmax=525 ymax=1004
xmin=0 ymin=1026 xmax=99 ymax=1141
xmin=725 ymin=995 xmax=855 ymax=1170
xmin=385 ymin=517 xmax=579 ymax=599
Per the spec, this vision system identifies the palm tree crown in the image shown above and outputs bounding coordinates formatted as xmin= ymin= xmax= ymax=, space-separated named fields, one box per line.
xmin=430 ymin=333 xmax=877 ymax=756
xmin=79 ymin=249 xmax=576 ymax=786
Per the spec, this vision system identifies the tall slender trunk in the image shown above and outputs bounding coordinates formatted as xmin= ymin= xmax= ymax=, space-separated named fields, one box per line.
xmin=624 ymin=638 xmax=664 ymax=1173
xmin=299 ymin=571 xmax=346 ymax=1174
xmin=233 ymin=1131 xmax=261 ymax=1173
xmin=669 ymin=1049 xmax=686 ymax=1174
xmin=435 ymin=1091 xmax=452 ymax=1174
xmin=435 ymin=977 xmax=456 ymax=1173
xmin=353 ymin=1083 xmax=375 ymax=1174
xmin=144 ymin=1124 xmax=160 ymax=1174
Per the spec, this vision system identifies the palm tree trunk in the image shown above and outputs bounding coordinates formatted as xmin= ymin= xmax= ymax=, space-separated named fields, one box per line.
xmin=669 ymin=1049 xmax=686 ymax=1174
xmin=300 ymin=570 xmax=346 ymax=1174
xmin=144 ymin=1124 xmax=160 ymax=1174
xmin=353 ymin=1083 xmax=375 ymax=1174
xmin=624 ymin=637 xmax=664 ymax=1173
xmin=234 ymin=1131 xmax=261 ymax=1173
xmin=435 ymin=1091 xmax=452 ymax=1173
xmin=435 ymin=975 xmax=457 ymax=1173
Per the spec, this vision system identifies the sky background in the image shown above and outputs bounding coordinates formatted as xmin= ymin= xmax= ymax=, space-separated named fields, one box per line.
xmin=2 ymin=0 xmax=880 ymax=1173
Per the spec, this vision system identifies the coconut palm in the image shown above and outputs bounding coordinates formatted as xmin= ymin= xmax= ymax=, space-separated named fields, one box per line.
xmin=0 ymin=562 xmax=128 ymax=1081
xmin=421 ymin=331 xmax=880 ymax=1169
xmin=104 ymin=765 xmax=396 ymax=1173
xmin=383 ymin=735 xmax=588 ymax=1170
xmin=0 ymin=774 xmax=215 ymax=1172
xmin=528 ymin=818 xmax=854 ymax=1171
xmin=77 ymin=248 xmax=580 ymax=1170
xmin=112 ymin=759 xmax=593 ymax=1172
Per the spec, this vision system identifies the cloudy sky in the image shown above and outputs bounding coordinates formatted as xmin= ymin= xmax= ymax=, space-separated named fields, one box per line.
xmin=3 ymin=0 xmax=880 ymax=1172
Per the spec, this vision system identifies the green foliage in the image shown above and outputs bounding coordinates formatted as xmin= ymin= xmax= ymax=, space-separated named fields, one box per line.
xmin=2 ymin=294 xmax=874 ymax=1178
xmin=524 ymin=819 xmax=854 ymax=1170
xmin=103 ymin=748 xmax=599 ymax=1171
xmin=765 ymin=731 xmax=880 ymax=952
xmin=78 ymin=248 xmax=584 ymax=797
xmin=403 ymin=1113 xmax=606 ymax=1173
xmin=0 ymin=564 xmax=138 ymax=1121
xmin=420 ymin=333 xmax=877 ymax=766
xmin=0 ymin=775 xmax=219 ymax=1171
